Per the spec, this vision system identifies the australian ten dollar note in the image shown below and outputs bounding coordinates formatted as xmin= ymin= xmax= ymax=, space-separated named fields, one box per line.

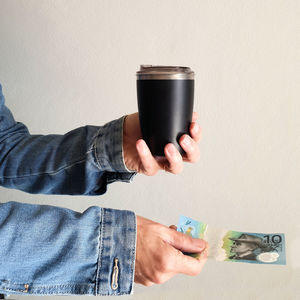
xmin=177 ymin=216 xmax=286 ymax=265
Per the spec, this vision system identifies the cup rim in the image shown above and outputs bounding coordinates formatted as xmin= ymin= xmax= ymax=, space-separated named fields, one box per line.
xmin=136 ymin=65 xmax=194 ymax=80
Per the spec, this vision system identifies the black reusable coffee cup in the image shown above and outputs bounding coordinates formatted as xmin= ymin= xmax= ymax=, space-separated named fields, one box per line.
xmin=137 ymin=65 xmax=194 ymax=156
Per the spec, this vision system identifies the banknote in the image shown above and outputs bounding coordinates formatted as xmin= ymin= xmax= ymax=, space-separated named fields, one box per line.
xmin=177 ymin=216 xmax=286 ymax=265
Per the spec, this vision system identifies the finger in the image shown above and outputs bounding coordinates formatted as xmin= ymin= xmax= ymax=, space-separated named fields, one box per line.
xmin=196 ymin=244 xmax=209 ymax=267
xmin=164 ymin=143 xmax=183 ymax=174
xmin=136 ymin=139 xmax=159 ymax=176
xmin=169 ymin=225 xmax=177 ymax=231
xmin=189 ymin=122 xmax=202 ymax=143
xmin=192 ymin=112 xmax=198 ymax=123
xmin=179 ymin=134 xmax=200 ymax=163
xmin=168 ymin=229 xmax=206 ymax=253
xmin=199 ymin=243 xmax=209 ymax=260
xmin=175 ymin=248 xmax=208 ymax=276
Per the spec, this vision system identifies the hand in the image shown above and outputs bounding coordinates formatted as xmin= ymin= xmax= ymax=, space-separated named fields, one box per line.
xmin=134 ymin=216 xmax=208 ymax=286
xmin=123 ymin=112 xmax=202 ymax=175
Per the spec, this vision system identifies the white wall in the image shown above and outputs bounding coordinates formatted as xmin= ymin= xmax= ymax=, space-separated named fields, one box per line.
xmin=0 ymin=1 xmax=299 ymax=299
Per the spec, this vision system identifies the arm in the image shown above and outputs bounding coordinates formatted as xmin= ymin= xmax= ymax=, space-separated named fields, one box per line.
xmin=0 ymin=84 xmax=207 ymax=296
xmin=0 ymin=83 xmax=202 ymax=195
xmin=0 ymin=84 xmax=135 ymax=195
xmin=0 ymin=202 xmax=207 ymax=296
xmin=0 ymin=201 xmax=136 ymax=296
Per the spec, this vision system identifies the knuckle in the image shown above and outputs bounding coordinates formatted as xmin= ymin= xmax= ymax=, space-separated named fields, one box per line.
xmin=151 ymin=272 xmax=164 ymax=284
xmin=143 ymin=281 xmax=154 ymax=287
xmin=171 ymin=168 xmax=179 ymax=175
xmin=190 ymin=271 xmax=198 ymax=277
xmin=191 ymin=268 xmax=201 ymax=276
xmin=192 ymin=264 xmax=203 ymax=276
xmin=145 ymin=168 xmax=157 ymax=176
xmin=188 ymin=151 xmax=200 ymax=163
xmin=175 ymin=232 xmax=185 ymax=245
xmin=159 ymin=256 xmax=171 ymax=273
xmin=150 ymin=169 xmax=158 ymax=176
xmin=171 ymin=164 xmax=183 ymax=175
xmin=193 ymin=152 xmax=201 ymax=163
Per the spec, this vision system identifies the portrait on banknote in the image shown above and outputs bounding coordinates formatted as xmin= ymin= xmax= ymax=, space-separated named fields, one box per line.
xmin=228 ymin=234 xmax=277 ymax=261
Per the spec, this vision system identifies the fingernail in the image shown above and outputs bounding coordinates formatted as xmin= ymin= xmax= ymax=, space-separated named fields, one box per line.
xmin=193 ymin=123 xmax=199 ymax=133
xmin=166 ymin=144 xmax=176 ymax=156
xmin=182 ymin=136 xmax=191 ymax=147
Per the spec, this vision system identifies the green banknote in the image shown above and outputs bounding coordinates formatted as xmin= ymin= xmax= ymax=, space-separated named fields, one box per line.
xmin=177 ymin=216 xmax=286 ymax=265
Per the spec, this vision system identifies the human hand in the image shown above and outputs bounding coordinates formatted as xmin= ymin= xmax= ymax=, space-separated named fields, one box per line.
xmin=123 ymin=112 xmax=202 ymax=175
xmin=134 ymin=216 xmax=208 ymax=286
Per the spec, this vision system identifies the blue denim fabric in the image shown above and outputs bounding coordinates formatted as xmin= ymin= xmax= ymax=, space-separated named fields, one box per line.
xmin=0 ymin=202 xmax=136 ymax=296
xmin=0 ymin=84 xmax=137 ymax=296
xmin=0 ymin=83 xmax=136 ymax=195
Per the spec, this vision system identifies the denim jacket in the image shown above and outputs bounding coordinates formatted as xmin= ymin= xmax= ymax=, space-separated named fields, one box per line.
xmin=0 ymin=84 xmax=137 ymax=296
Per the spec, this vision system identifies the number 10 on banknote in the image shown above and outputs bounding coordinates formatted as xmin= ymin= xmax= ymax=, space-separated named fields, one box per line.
xmin=177 ymin=216 xmax=286 ymax=265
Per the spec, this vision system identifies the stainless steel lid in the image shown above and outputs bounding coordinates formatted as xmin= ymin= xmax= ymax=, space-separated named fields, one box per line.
xmin=136 ymin=65 xmax=194 ymax=80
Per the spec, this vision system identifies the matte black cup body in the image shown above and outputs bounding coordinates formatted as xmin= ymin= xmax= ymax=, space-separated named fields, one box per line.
xmin=137 ymin=65 xmax=194 ymax=156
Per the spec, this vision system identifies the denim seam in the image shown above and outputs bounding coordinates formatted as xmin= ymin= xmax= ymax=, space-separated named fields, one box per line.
xmin=94 ymin=128 xmax=114 ymax=172
xmin=0 ymin=283 xmax=94 ymax=288
xmin=0 ymin=283 xmax=95 ymax=295
xmin=0 ymin=290 xmax=94 ymax=296
xmin=130 ymin=214 xmax=137 ymax=294
xmin=121 ymin=115 xmax=135 ymax=173
xmin=94 ymin=132 xmax=104 ymax=171
xmin=0 ymin=157 xmax=87 ymax=179
xmin=95 ymin=208 xmax=104 ymax=296
xmin=96 ymin=210 xmax=136 ymax=296
xmin=0 ymin=130 xmax=29 ymax=148
xmin=95 ymin=156 xmax=110 ymax=172
xmin=94 ymin=117 xmax=130 ymax=173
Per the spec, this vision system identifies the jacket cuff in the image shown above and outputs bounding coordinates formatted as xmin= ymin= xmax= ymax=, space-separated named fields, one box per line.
xmin=95 ymin=116 xmax=135 ymax=175
xmin=96 ymin=208 xmax=136 ymax=295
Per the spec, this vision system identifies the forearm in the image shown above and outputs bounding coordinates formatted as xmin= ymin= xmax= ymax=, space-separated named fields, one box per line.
xmin=0 ymin=201 xmax=136 ymax=296
xmin=0 ymin=84 xmax=135 ymax=195
xmin=0 ymin=119 xmax=134 ymax=195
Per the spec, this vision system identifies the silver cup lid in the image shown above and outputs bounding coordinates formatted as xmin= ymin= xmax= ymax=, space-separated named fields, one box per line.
xmin=136 ymin=65 xmax=194 ymax=80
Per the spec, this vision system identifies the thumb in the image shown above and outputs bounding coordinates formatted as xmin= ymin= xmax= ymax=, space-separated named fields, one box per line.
xmin=167 ymin=229 xmax=207 ymax=253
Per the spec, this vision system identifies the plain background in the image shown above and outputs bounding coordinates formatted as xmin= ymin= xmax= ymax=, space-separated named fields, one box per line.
xmin=0 ymin=1 xmax=299 ymax=299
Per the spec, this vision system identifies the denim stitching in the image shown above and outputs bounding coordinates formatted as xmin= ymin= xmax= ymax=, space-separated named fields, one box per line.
xmin=0 ymin=283 xmax=94 ymax=288
xmin=0 ymin=157 xmax=87 ymax=179
xmin=95 ymin=208 xmax=105 ymax=295
xmin=0 ymin=283 xmax=95 ymax=295
xmin=94 ymin=131 xmax=104 ymax=170
xmin=129 ymin=214 xmax=137 ymax=294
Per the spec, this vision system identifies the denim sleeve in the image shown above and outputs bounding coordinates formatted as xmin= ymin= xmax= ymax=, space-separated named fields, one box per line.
xmin=0 ymin=83 xmax=136 ymax=195
xmin=0 ymin=201 xmax=136 ymax=296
